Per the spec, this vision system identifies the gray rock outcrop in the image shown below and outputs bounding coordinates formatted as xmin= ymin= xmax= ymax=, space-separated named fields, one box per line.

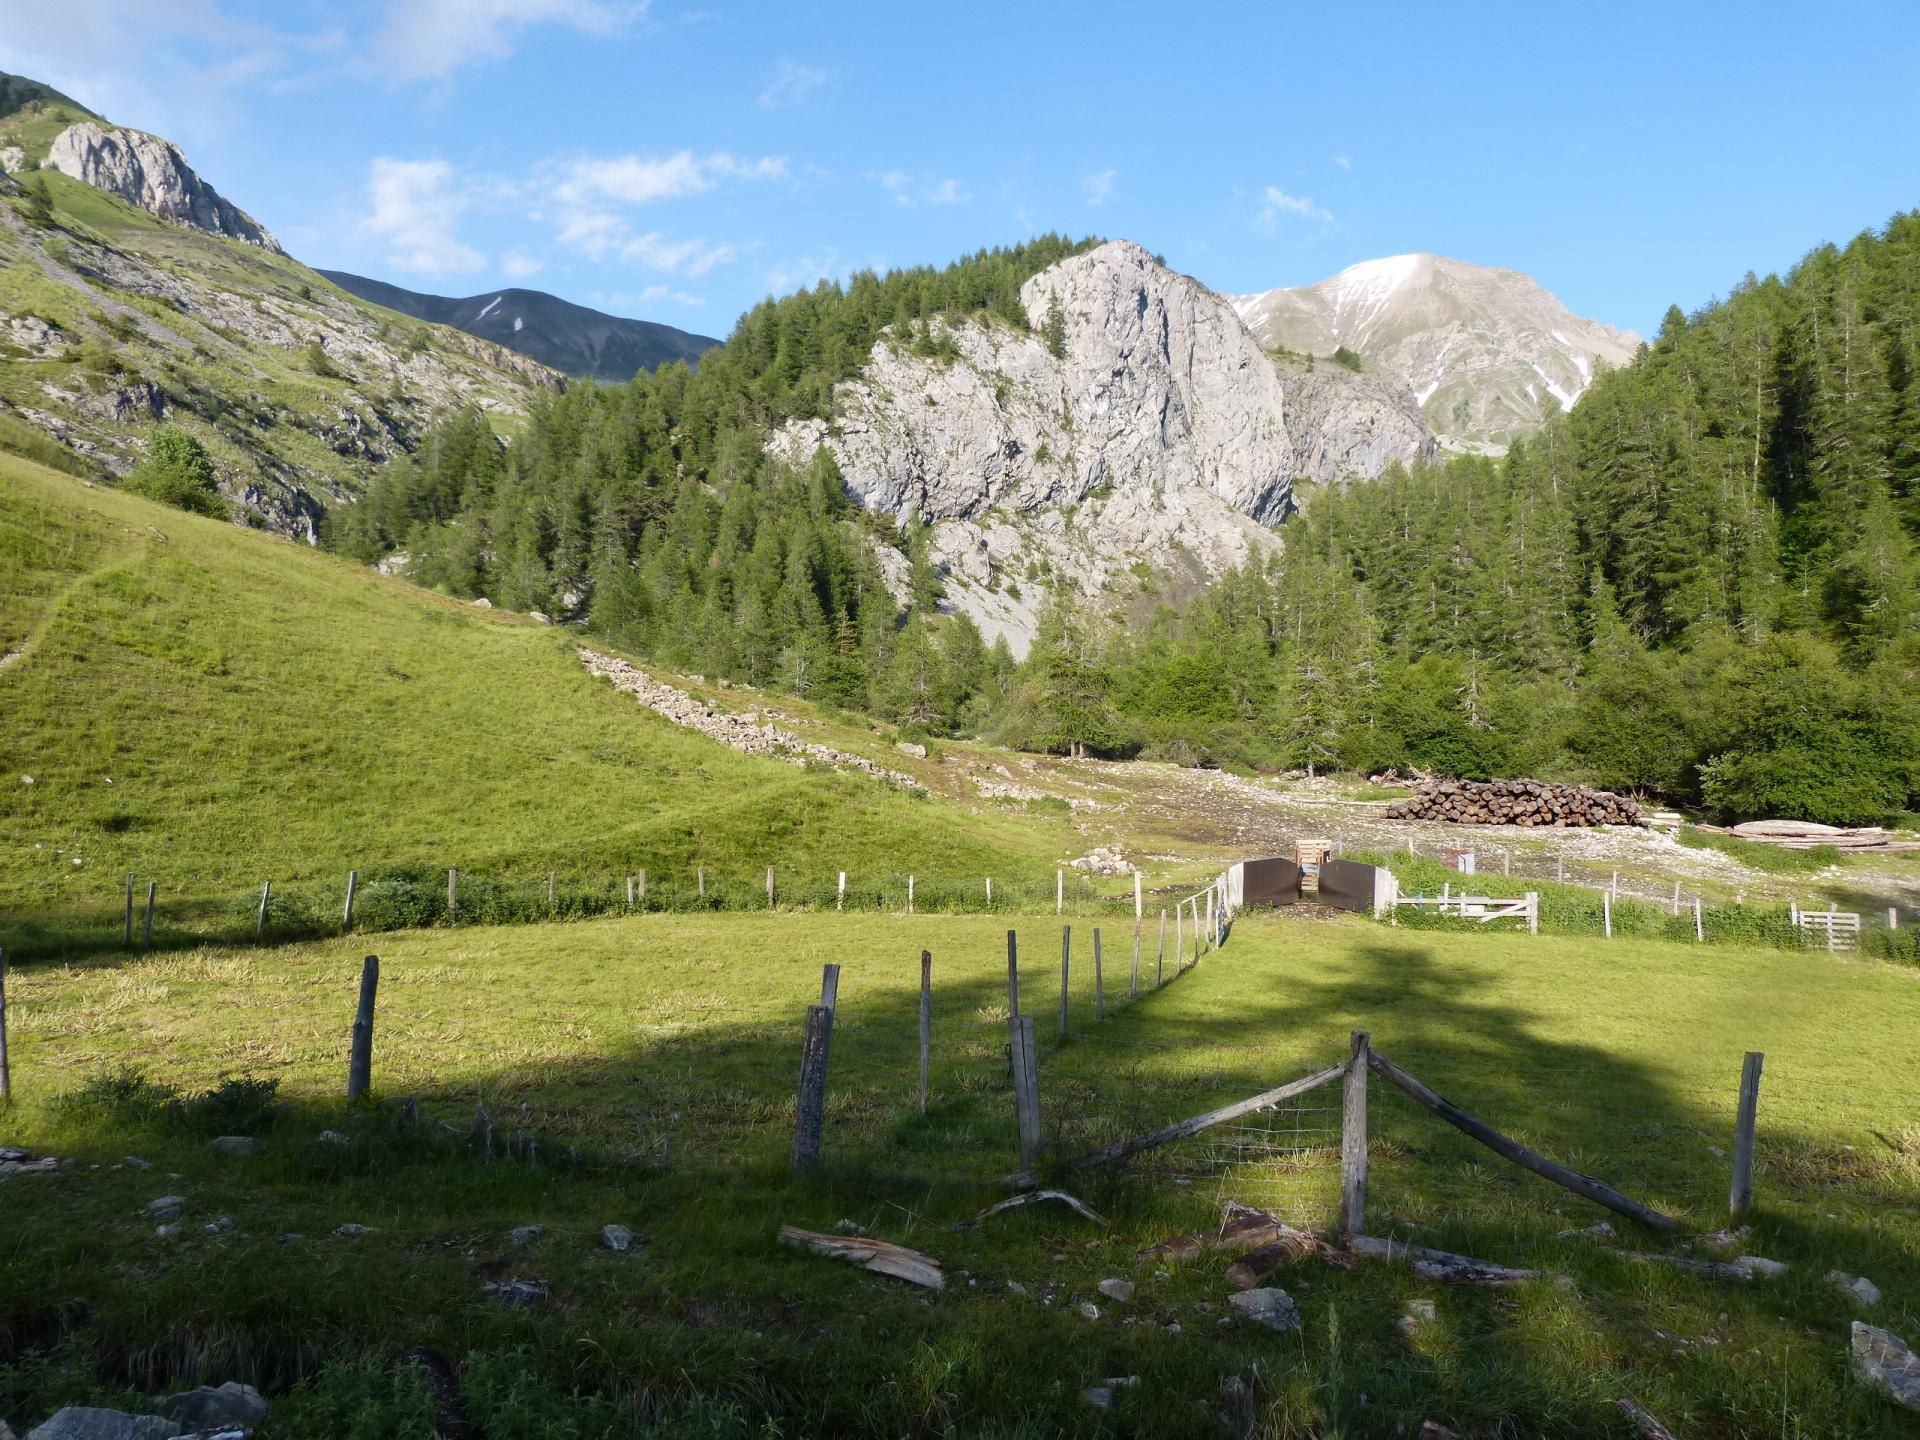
xmin=154 ymin=1383 xmax=266 ymax=1431
xmin=1853 ymin=1322 xmax=1920 ymax=1411
xmin=25 ymin=1409 xmax=179 ymax=1440
xmin=45 ymin=123 xmax=280 ymax=252
xmin=771 ymin=240 xmax=1435 ymax=654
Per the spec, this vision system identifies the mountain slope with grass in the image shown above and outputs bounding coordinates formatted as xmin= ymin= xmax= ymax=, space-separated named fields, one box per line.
xmin=0 ymin=77 xmax=559 ymax=537
xmin=319 ymin=270 xmax=720 ymax=383
xmin=0 ymin=454 xmax=1075 ymax=956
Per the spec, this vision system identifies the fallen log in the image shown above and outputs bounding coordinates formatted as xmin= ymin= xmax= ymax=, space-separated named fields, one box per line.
xmin=954 ymin=1189 xmax=1108 ymax=1232
xmin=777 ymin=1225 xmax=945 ymax=1289
xmin=1367 ymin=1048 xmax=1678 ymax=1231
xmin=1605 ymin=1247 xmax=1784 ymax=1282
xmin=1226 ymin=1228 xmax=1327 ymax=1289
xmin=1005 ymin=1061 xmax=1347 ymax=1189
xmin=1349 ymin=1234 xmax=1563 ymax=1288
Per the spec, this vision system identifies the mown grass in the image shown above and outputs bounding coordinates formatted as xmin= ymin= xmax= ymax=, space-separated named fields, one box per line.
xmin=0 ymin=459 xmax=1083 ymax=961
xmin=3 ymin=910 xmax=1916 ymax=1437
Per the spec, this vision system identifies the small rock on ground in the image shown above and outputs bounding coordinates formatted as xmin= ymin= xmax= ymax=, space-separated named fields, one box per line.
xmin=510 ymin=1225 xmax=544 ymax=1246
xmin=601 ymin=1224 xmax=634 ymax=1252
xmin=1853 ymin=1322 xmax=1920 ymax=1412
xmin=201 ymin=1217 xmax=233 ymax=1236
xmin=1399 ymin=1298 xmax=1437 ymax=1336
xmin=483 ymin=1278 xmax=548 ymax=1308
xmin=155 ymin=1383 xmax=266 ymax=1430
xmin=25 ymin=1407 xmax=181 ymax=1439
xmin=1097 ymin=1278 xmax=1134 ymax=1302
xmin=332 ymin=1223 xmax=368 ymax=1238
xmin=1732 ymin=1255 xmax=1788 ymax=1280
xmin=1077 ymin=1302 xmax=1100 ymax=1321
xmin=1828 ymin=1270 xmax=1883 ymax=1307
xmin=1227 ymin=1287 xmax=1301 ymax=1333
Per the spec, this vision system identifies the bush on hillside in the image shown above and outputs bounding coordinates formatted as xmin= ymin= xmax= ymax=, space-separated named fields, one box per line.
xmin=121 ymin=425 xmax=227 ymax=518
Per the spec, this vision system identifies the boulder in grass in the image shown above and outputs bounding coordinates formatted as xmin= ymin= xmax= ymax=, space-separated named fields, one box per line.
xmin=25 ymin=1408 xmax=181 ymax=1439
xmin=155 ymin=1382 xmax=267 ymax=1431
xmin=601 ymin=1224 xmax=634 ymax=1253
xmin=1226 ymin=1287 xmax=1300 ymax=1333
xmin=1852 ymin=1323 xmax=1920 ymax=1412
xmin=1827 ymin=1270 xmax=1883 ymax=1307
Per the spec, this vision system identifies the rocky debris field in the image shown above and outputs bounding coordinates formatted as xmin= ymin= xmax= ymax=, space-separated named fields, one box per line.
xmin=579 ymin=648 xmax=921 ymax=789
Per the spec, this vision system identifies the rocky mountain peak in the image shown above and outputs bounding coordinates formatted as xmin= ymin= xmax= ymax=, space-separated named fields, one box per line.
xmin=46 ymin=121 xmax=281 ymax=252
xmin=771 ymin=239 xmax=1435 ymax=653
xmin=1233 ymin=252 xmax=1639 ymax=452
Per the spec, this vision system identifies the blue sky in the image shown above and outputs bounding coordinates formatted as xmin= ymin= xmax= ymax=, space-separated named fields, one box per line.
xmin=7 ymin=0 xmax=1919 ymax=340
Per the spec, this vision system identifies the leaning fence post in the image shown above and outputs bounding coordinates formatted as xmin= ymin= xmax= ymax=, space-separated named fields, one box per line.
xmin=256 ymin=879 xmax=272 ymax=939
xmin=1093 ymin=928 xmax=1105 ymax=1020
xmin=1010 ymin=1014 xmax=1042 ymax=1167
xmin=917 ymin=950 xmax=932 ymax=1114
xmin=124 ymin=873 xmax=135 ymax=947
xmin=343 ymin=870 xmax=358 ymax=932
xmin=1729 ymin=1051 xmax=1764 ymax=1218
xmin=0 ymin=947 xmax=12 ymax=1103
xmin=1059 ymin=925 xmax=1071 ymax=1039
xmin=792 ymin=1004 xmax=834 ymax=1169
xmin=1341 ymin=1031 xmax=1370 ymax=1235
xmin=819 ymin=963 xmax=840 ymax=1013
xmin=346 ymin=954 xmax=379 ymax=1103
xmin=144 ymin=881 xmax=156 ymax=949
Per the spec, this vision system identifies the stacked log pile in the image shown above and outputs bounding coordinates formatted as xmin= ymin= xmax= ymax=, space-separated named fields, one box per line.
xmin=1384 ymin=779 xmax=1643 ymax=828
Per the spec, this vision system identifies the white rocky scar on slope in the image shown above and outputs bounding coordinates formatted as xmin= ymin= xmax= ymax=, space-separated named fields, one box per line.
xmin=45 ymin=122 xmax=281 ymax=251
xmin=579 ymin=649 xmax=921 ymax=788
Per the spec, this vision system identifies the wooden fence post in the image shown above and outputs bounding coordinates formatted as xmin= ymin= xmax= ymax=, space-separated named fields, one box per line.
xmin=1093 ymin=928 xmax=1105 ymax=1020
xmin=767 ymin=865 xmax=777 ymax=910
xmin=819 ymin=963 xmax=840 ymax=1013
xmin=1175 ymin=903 xmax=1183 ymax=973
xmin=985 ymin=876 xmax=992 ymax=906
xmin=1341 ymin=1031 xmax=1370 ymax=1235
xmin=637 ymin=869 xmax=647 ymax=906
xmin=918 ymin=950 xmax=931 ymax=1114
xmin=1888 ymin=907 xmax=1898 ymax=930
xmin=837 ymin=872 xmax=846 ymax=910
xmin=792 ymin=1004 xmax=834 ymax=1169
xmin=447 ymin=868 xmax=458 ymax=919
xmin=907 ymin=874 xmax=915 ymax=915
xmin=626 ymin=874 xmax=635 ymax=909
xmin=1694 ymin=898 xmax=1704 ymax=942
xmin=144 ymin=881 xmax=156 ymax=949
xmin=1526 ymin=891 xmax=1539 ymax=936
xmin=124 ymin=873 xmax=135 ymax=947
xmin=346 ymin=954 xmax=379 ymax=1103
xmin=1611 ymin=870 xmax=1619 ymax=900
xmin=1504 ymin=848 xmax=1511 ymax=877
xmin=1602 ymin=889 xmax=1612 ymax=939
xmin=256 ymin=880 xmax=271 ymax=939
xmin=1556 ymin=855 xmax=1565 ymax=883
xmin=697 ymin=865 xmax=705 ymax=900
xmin=1056 ymin=870 xmax=1063 ymax=915
xmin=0 ymin=947 xmax=11 ymax=1103
xmin=1010 ymin=1014 xmax=1042 ymax=1167
xmin=1729 ymin=1051 xmax=1764 ymax=1219
xmin=343 ymin=870 xmax=358 ymax=932
xmin=1671 ymin=880 xmax=1681 ymax=916
xmin=1059 ymin=925 xmax=1070 ymax=1039
xmin=1006 ymin=929 xmax=1020 ymax=1015
xmin=1157 ymin=910 xmax=1167 ymax=985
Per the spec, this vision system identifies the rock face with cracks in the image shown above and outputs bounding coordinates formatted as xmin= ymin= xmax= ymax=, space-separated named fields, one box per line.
xmin=46 ymin=123 xmax=280 ymax=251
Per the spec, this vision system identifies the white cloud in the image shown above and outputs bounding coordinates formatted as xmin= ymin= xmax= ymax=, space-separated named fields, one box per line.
xmin=557 ymin=149 xmax=785 ymax=206
xmin=617 ymin=232 xmax=736 ymax=275
xmin=766 ymin=248 xmax=843 ymax=294
xmin=758 ymin=59 xmax=826 ymax=108
xmin=363 ymin=157 xmax=485 ymax=274
xmin=1333 ymin=153 xmax=1352 ymax=170
xmin=372 ymin=0 xmax=645 ymax=83
xmin=637 ymin=283 xmax=704 ymax=306
xmin=1082 ymin=168 xmax=1115 ymax=206
xmin=926 ymin=178 xmax=971 ymax=205
xmin=501 ymin=249 xmax=545 ymax=278
xmin=1256 ymin=185 xmax=1333 ymax=232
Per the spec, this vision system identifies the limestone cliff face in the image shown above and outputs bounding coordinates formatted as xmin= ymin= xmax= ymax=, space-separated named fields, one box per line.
xmin=46 ymin=122 xmax=281 ymax=252
xmin=771 ymin=240 xmax=1435 ymax=652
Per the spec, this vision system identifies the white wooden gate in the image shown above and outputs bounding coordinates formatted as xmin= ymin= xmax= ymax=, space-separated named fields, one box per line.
xmin=1797 ymin=910 xmax=1861 ymax=951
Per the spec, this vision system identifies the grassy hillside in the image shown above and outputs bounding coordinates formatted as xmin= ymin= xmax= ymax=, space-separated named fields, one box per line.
xmin=3 ymin=912 xmax=1915 ymax=1437
xmin=0 ymin=456 xmax=1077 ymax=955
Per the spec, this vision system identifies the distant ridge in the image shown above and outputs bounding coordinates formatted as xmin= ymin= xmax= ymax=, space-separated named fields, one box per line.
xmin=319 ymin=271 xmax=720 ymax=383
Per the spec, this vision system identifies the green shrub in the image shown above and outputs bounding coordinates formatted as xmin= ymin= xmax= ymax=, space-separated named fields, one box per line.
xmin=274 ymin=1359 xmax=436 ymax=1440
xmin=121 ymin=425 xmax=226 ymax=519
xmin=304 ymin=339 xmax=342 ymax=378
xmin=1331 ymin=344 xmax=1364 ymax=372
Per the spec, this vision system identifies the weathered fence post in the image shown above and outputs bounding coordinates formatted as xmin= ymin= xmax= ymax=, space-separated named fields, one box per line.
xmin=1526 ymin=891 xmax=1539 ymax=936
xmin=256 ymin=880 xmax=272 ymax=939
xmin=1556 ymin=855 xmax=1565 ymax=883
xmin=1694 ymin=898 xmax=1704 ymax=942
xmin=1093 ymin=928 xmax=1105 ymax=1020
xmin=1888 ymin=907 xmax=1898 ymax=930
xmin=1056 ymin=870 xmax=1064 ymax=915
xmin=792 ymin=1004 xmax=834 ymax=1169
xmin=985 ymin=875 xmax=992 ymax=905
xmin=144 ymin=881 xmax=156 ymax=949
xmin=1611 ymin=870 xmax=1619 ymax=900
xmin=346 ymin=954 xmax=379 ymax=1103
xmin=1132 ymin=874 xmax=1144 ymax=998
xmin=343 ymin=869 xmax=358 ymax=932
xmin=917 ymin=950 xmax=931 ymax=1114
xmin=637 ymin=869 xmax=647 ymax=906
xmin=1175 ymin=903 xmax=1183 ymax=973
xmin=626 ymin=874 xmax=635 ymax=909
xmin=1341 ymin=1031 xmax=1370 ymax=1235
xmin=767 ymin=865 xmax=776 ymax=910
xmin=1006 ymin=929 xmax=1020 ymax=1014
xmin=1157 ymin=909 xmax=1167 ymax=985
xmin=1729 ymin=1051 xmax=1764 ymax=1219
xmin=819 ymin=963 xmax=840 ymax=1013
xmin=1059 ymin=925 xmax=1071 ymax=1039
xmin=0 ymin=947 xmax=11 ymax=1103
xmin=1503 ymin=848 xmax=1511 ymax=877
xmin=124 ymin=873 xmax=135 ymax=947
xmin=1602 ymin=889 xmax=1612 ymax=939
xmin=837 ymin=871 xmax=846 ymax=911
xmin=447 ymin=868 xmax=458 ymax=919
xmin=1010 ymin=1014 xmax=1042 ymax=1167
xmin=697 ymin=865 xmax=705 ymax=900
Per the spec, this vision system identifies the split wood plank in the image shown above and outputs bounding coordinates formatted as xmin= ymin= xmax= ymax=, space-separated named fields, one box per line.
xmin=1348 ymin=1234 xmax=1561 ymax=1288
xmin=778 ymin=1225 xmax=944 ymax=1289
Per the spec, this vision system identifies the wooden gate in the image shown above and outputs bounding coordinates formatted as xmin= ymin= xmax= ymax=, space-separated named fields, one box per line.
xmin=1797 ymin=910 xmax=1860 ymax=951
